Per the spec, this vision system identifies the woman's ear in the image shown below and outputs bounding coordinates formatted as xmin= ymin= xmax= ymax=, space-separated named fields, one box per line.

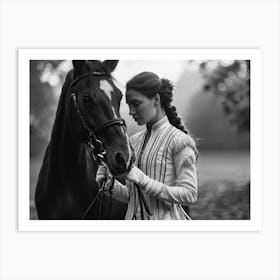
xmin=154 ymin=93 xmax=161 ymax=105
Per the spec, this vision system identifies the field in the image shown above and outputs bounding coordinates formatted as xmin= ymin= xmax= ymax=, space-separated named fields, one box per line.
xmin=30 ymin=150 xmax=250 ymax=220
xmin=191 ymin=150 xmax=250 ymax=219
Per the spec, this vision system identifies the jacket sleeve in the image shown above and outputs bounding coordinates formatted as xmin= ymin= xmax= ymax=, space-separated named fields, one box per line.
xmin=138 ymin=134 xmax=198 ymax=206
xmin=106 ymin=179 xmax=130 ymax=204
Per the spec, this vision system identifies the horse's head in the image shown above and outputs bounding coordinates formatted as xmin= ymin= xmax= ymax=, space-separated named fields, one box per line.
xmin=66 ymin=60 xmax=134 ymax=176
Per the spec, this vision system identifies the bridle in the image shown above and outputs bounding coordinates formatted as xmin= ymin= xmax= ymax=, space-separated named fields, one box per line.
xmin=70 ymin=71 xmax=127 ymax=219
xmin=70 ymin=72 xmax=126 ymax=166
xmin=70 ymin=71 xmax=151 ymax=220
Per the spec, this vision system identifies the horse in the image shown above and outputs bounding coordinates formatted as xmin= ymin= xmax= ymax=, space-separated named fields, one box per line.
xmin=35 ymin=60 xmax=135 ymax=220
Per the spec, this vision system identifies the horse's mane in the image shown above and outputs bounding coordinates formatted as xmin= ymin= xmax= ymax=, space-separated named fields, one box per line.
xmin=50 ymin=70 xmax=73 ymax=177
xmin=36 ymin=70 xmax=74 ymax=201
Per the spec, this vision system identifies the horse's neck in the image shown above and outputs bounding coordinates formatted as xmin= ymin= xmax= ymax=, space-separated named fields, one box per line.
xmin=36 ymin=129 xmax=98 ymax=219
xmin=59 ymin=136 xmax=88 ymax=177
xmin=51 ymin=127 xmax=95 ymax=187
xmin=59 ymin=136 xmax=81 ymax=166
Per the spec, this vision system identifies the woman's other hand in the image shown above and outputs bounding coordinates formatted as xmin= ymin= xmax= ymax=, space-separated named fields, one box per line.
xmin=96 ymin=165 xmax=108 ymax=187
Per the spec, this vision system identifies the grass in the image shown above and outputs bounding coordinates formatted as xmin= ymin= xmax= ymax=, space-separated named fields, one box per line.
xmin=30 ymin=179 xmax=250 ymax=220
xmin=190 ymin=180 xmax=250 ymax=220
xmin=30 ymin=150 xmax=250 ymax=220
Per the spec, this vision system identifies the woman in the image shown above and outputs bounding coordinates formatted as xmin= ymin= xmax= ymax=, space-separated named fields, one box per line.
xmin=96 ymin=71 xmax=198 ymax=220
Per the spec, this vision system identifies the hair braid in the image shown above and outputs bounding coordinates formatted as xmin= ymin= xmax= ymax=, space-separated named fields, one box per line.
xmin=165 ymin=105 xmax=188 ymax=134
xmin=159 ymin=78 xmax=189 ymax=134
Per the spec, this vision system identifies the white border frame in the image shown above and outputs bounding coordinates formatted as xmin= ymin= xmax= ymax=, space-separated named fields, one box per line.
xmin=19 ymin=48 xmax=261 ymax=232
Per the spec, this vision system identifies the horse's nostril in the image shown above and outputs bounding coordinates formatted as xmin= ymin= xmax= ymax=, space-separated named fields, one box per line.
xmin=115 ymin=152 xmax=126 ymax=167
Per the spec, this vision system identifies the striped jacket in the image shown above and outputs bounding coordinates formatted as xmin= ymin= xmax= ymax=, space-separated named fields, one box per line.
xmin=112 ymin=116 xmax=198 ymax=220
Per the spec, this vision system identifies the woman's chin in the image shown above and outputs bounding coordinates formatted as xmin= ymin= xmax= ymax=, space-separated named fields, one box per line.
xmin=135 ymin=119 xmax=145 ymax=125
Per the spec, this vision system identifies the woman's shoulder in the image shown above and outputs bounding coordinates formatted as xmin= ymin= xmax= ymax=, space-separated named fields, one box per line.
xmin=169 ymin=127 xmax=198 ymax=157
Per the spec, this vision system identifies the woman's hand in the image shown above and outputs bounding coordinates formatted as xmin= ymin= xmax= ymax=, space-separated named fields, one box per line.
xmin=126 ymin=166 xmax=163 ymax=197
xmin=96 ymin=165 xmax=115 ymax=191
xmin=126 ymin=165 xmax=147 ymax=186
xmin=96 ymin=165 xmax=109 ymax=187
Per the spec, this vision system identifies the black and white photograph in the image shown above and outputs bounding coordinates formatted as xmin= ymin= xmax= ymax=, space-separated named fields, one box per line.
xmin=18 ymin=48 xmax=261 ymax=231
xmin=30 ymin=59 xmax=250 ymax=221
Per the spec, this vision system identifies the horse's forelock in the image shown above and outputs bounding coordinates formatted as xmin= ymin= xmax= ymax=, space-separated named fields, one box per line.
xmin=87 ymin=60 xmax=107 ymax=74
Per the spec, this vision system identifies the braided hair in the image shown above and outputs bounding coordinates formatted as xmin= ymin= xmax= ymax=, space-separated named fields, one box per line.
xmin=126 ymin=71 xmax=189 ymax=135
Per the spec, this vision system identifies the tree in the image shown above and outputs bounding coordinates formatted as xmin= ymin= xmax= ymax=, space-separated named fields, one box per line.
xmin=195 ymin=60 xmax=250 ymax=132
xmin=30 ymin=60 xmax=65 ymax=158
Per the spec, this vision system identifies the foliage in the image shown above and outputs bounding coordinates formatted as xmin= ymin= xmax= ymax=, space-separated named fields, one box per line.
xmin=30 ymin=60 xmax=66 ymax=158
xmin=197 ymin=60 xmax=250 ymax=132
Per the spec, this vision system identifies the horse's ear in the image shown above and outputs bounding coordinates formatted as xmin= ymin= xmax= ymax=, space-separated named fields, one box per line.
xmin=102 ymin=60 xmax=119 ymax=73
xmin=72 ymin=60 xmax=85 ymax=69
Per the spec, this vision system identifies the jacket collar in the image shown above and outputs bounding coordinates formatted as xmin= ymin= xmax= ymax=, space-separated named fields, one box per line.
xmin=147 ymin=116 xmax=168 ymax=132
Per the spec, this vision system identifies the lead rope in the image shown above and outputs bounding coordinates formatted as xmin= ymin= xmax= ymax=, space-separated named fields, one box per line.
xmin=81 ymin=135 xmax=111 ymax=220
xmin=136 ymin=185 xmax=145 ymax=220
xmin=97 ymin=186 xmax=104 ymax=219
xmin=135 ymin=184 xmax=152 ymax=220
xmin=108 ymin=178 xmax=115 ymax=219
xmin=81 ymin=179 xmax=106 ymax=220
xmin=81 ymin=171 xmax=115 ymax=220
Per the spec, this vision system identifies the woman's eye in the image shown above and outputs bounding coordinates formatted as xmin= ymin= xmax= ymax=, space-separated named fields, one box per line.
xmin=132 ymin=102 xmax=141 ymax=107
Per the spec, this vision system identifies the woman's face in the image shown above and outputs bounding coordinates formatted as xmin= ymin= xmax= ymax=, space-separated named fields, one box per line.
xmin=126 ymin=89 xmax=157 ymax=126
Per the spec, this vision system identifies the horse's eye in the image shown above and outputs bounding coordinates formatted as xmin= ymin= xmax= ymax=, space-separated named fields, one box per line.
xmin=82 ymin=95 xmax=92 ymax=103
